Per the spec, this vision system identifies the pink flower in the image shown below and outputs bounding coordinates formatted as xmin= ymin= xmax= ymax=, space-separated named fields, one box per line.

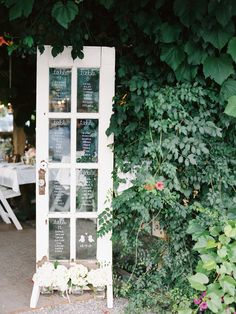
xmin=155 ymin=181 xmax=164 ymax=191
xmin=201 ymin=291 xmax=206 ymax=297
xmin=194 ymin=298 xmax=201 ymax=305
xmin=200 ymin=302 xmax=208 ymax=310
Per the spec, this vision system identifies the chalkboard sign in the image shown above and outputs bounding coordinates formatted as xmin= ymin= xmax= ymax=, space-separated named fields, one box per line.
xmin=76 ymin=169 xmax=97 ymax=212
xmin=49 ymin=119 xmax=71 ymax=162
xmin=76 ymin=119 xmax=98 ymax=162
xmin=76 ymin=218 xmax=97 ymax=260
xmin=49 ymin=68 xmax=71 ymax=112
xmin=49 ymin=169 xmax=70 ymax=212
xmin=77 ymin=68 xmax=99 ymax=112
xmin=49 ymin=218 xmax=70 ymax=260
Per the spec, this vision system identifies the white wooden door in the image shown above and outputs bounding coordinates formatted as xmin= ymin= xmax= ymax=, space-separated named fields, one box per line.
xmin=36 ymin=46 xmax=115 ymax=306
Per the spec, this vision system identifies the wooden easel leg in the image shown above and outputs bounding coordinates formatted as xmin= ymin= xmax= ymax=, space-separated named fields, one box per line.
xmin=30 ymin=283 xmax=40 ymax=308
xmin=107 ymin=283 xmax=113 ymax=308
xmin=0 ymin=196 xmax=23 ymax=230
xmin=0 ymin=203 xmax=11 ymax=224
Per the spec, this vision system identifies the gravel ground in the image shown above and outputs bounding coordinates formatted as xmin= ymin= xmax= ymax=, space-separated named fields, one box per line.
xmin=20 ymin=298 xmax=128 ymax=314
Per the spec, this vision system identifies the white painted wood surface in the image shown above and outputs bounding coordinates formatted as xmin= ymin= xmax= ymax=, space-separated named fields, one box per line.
xmin=31 ymin=46 xmax=115 ymax=308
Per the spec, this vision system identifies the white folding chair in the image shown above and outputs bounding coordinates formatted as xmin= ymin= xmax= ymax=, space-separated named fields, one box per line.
xmin=0 ymin=186 xmax=23 ymax=230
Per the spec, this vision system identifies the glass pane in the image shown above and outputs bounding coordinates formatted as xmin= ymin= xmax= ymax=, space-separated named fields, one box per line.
xmin=49 ymin=169 xmax=70 ymax=212
xmin=76 ymin=218 xmax=97 ymax=260
xmin=76 ymin=119 xmax=98 ymax=163
xmin=49 ymin=119 xmax=71 ymax=162
xmin=77 ymin=68 xmax=99 ymax=112
xmin=49 ymin=68 xmax=71 ymax=112
xmin=76 ymin=169 xmax=97 ymax=212
xmin=49 ymin=218 xmax=70 ymax=260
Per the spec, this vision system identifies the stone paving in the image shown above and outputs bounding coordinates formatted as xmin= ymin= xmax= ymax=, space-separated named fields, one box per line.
xmin=20 ymin=298 xmax=127 ymax=314
xmin=0 ymin=222 xmax=127 ymax=314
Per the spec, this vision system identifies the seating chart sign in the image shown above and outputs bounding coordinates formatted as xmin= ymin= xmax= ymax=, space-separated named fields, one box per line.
xmin=76 ymin=218 xmax=97 ymax=259
xmin=35 ymin=47 xmax=114 ymax=309
xmin=76 ymin=119 xmax=98 ymax=162
xmin=77 ymin=68 xmax=99 ymax=112
xmin=49 ymin=218 xmax=70 ymax=260
xmin=49 ymin=68 xmax=71 ymax=112
xmin=76 ymin=169 xmax=97 ymax=212
xmin=49 ymin=169 xmax=70 ymax=212
xmin=49 ymin=119 xmax=71 ymax=162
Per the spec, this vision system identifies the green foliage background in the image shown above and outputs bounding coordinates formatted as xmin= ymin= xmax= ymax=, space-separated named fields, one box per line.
xmin=1 ymin=0 xmax=236 ymax=312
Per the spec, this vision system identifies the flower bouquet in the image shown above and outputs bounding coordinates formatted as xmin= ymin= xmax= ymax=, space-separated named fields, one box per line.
xmin=32 ymin=261 xmax=109 ymax=300
xmin=68 ymin=264 xmax=88 ymax=295
xmin=87 ymin=268 xmax=109 ymax=299
xmin=22 ymin=147 xmax=36 ymax=165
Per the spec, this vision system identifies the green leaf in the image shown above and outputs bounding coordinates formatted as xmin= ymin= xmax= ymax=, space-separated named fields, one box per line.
xmin=227 ymin=208 xmax=236 ymax=220
xmin=203 ymin=260 xmax=217 ymax=271
xmin=184 ymin=42 xmax=207 ymax=65
xmin=187 ymin=221 xmax=205 ymax=236
xmin=228 ymin=242 xmax=236 ymax=262
xmin=51 ymin=1 xmax=79 ymax=29
xmin=175 ymin=63 xmax=197 ymax=82
xmin=188 ymin=154 xmax=197 ymax=165
xmin=188 ymin=272 xmax=209 ymax=291
xmin=99 ymin=0 xmax=114 ymax=9
xmin=201 ymin=253 xmax=217 ymax=270
xmin=178 ymin=310 xmax=193 ymax=314
xmin=217 ymin=246 xmax=227 ymax=258
xmin=160 ymin=23 xmax=181 ymax=44
xmin=224 ymin=224 xmax=236 ymax=238
xmin=160 ymin=45 xmax=185 ymax=71
xmin=201 ymin=25 xmax=233 ymax=50
xmin=51 ymin=45 xmax=64 ymax=57
xmin=219 ymin=275 xmax=236 ymax=296
xmin=207 ymin=293 xmax=224 ymax=313
xmin=193 ymin=236 xmax=208 ymax=251
xmin=173 ymin=0 xmax=207 ymax=26
xmin=224 ymin=95 xmax=236 ymax=118
xmin=219 ymin=235 xmax=231 ymax=245
xmin=220 ymin=79 xmax=236 ymax=100
xmin=7 ymin=0 xmax=34 ymax=20
xmin=206 ymin=240 xmax=218 ymax=249
xmin=203 ymin=55 xmax=234 ymax=85
xmin=23 ymin=35 xmax=34 ymax=48
xmin=215 ymin=2 xmax=233 ymax=27
xmin=227 ymin=37 xmax=236 ymax=63
xmin=224 ymin=294 xmax=234 ymax=305
xmin=206 ymin=284 xmax=224 ymax=313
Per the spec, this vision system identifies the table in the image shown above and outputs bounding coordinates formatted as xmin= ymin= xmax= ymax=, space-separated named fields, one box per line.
xmin=0 ymin=162 xmax=36 ymax=229
xmin=0 ymin=162 xmax=36 ymax=192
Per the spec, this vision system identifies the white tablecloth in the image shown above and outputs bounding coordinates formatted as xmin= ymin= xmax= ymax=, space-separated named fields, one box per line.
xmin=0 ymin=162 xmax=36 ymax=192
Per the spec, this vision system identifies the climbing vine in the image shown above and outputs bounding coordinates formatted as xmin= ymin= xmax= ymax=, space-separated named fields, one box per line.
xmin=0 ymin=1 xmax=236 ymax=312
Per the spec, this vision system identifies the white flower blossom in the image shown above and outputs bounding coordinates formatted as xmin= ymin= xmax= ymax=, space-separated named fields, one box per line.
xmin=32 ymin=262 xmax=54 ymax=288
xmin=68 ymin=264 xmax=88 ymax=287
xmin=52 ymin=265 xmax=70 ymax=292
xmin=87 ymin=268 xmax=109 ymax=288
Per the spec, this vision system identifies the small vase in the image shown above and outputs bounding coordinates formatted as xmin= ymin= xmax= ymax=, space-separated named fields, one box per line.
xmin=40 ymin=286 xmax=53 ymax=295
xmin=94 ymin=286 xmax=105 ymax=299
xmin=71 ymin=286 xmax=83 ymax=295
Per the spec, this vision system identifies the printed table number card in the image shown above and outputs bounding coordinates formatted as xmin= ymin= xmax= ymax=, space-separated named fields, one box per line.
xmin=49 ymin=119 xmax=71 ymax=162
xmin=77 ymin=68 xmax=99 ymax=112
xmin=49 ymin=168 xmax=70 ymax=212
xmin=76 ymin=119 xmax=98 ymax=163
xmin=49 ymin=68 xmax=71 ymax=112
xmin=76 ymin=169 xmax=98 ymax=212
xmin=76 ymin=218 xmax=97 ymax=260
xmin=49 ymin=218 xmax=70 ymax=260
